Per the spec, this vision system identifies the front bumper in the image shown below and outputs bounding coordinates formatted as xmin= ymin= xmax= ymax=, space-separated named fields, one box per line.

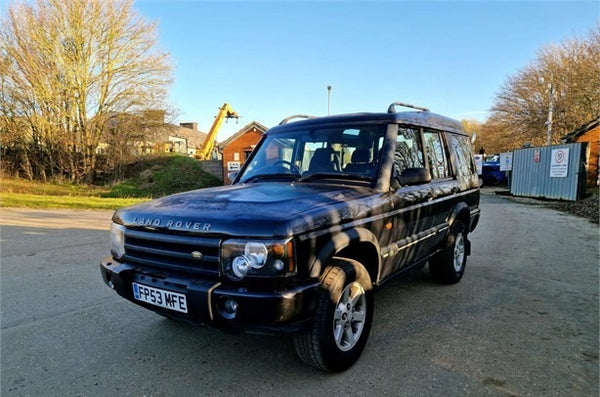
xmin=100 ymin=257 xmax=319 ymax=334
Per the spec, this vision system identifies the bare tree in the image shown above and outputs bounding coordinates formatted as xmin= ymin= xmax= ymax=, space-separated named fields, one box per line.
xmin=0 ymin=0 xmax=172 ymax=182
xmin=490 ymin=25 xmax=600 ymax=148
xmin=100 ymin=111 xmax=178 ymax=182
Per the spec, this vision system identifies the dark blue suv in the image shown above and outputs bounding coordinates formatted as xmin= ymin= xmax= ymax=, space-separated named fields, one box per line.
xmin=100 ymin=101 xmax=481 ymax=372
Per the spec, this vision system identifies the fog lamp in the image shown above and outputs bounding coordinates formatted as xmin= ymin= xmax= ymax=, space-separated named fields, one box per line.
xmin=219 ymin=298 xmax=238 ymax=319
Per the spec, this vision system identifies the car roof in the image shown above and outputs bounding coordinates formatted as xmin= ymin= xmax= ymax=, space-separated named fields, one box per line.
xmin=268 ymin=111 xmax=467 ymax=136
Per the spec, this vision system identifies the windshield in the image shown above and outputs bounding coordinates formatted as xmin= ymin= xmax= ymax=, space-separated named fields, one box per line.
xmin=238 ymin=124 xmax=388 ymax=184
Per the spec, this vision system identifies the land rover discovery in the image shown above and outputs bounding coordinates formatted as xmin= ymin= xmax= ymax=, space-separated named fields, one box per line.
xmin=100 ymin=101 xmax=481 ymax=372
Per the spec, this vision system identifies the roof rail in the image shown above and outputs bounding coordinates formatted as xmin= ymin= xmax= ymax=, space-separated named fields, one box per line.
xmin=278 ymin=114 xmax=317 ymax=125
xmin=387 ymin=102 xmax=429 ymax=113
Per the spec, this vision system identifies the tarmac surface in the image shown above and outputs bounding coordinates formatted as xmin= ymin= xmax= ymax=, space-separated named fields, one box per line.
xmin=1 ymin=192 xmax=598 ymax=396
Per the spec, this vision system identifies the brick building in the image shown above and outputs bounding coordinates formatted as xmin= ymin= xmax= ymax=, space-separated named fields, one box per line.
xmin=562 ymin=117 xmax=600 ymax=186
xmin=218 ymin=121 xmax=268 ymax=184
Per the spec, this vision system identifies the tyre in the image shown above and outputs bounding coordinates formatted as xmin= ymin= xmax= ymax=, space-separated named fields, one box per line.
xmin=429 ymin=221 xmax=467 ymax=284
xmin=293 ymin=258 xmax=373 ymax=372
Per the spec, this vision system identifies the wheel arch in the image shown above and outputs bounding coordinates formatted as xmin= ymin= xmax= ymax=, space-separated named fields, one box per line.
xmin=309 ymin=227 xmax=381 ymax=285
xmin=447 ymin=202 xmax=471 ymax=232
xmin=445 ymin=202 xmax=472 ymax=256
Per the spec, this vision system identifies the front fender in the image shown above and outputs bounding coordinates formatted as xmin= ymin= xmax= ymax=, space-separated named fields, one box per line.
xmin=308 ymin=227 xmax=381 ymax=279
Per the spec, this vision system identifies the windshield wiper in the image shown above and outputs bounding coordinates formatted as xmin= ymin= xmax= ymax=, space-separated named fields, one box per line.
xmin=242 ymin=173 xmax=301 ymax=183
xmin=298 ymin=173 xmax=372 ymax=182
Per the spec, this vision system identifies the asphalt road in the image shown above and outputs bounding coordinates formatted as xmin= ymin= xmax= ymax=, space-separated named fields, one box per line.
xmin=1 ymin=192 xmax=598 ymax=396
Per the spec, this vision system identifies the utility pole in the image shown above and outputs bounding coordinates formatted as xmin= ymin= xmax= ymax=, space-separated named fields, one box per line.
xmin=546 ymin=78 xmax=554 ymax=146
xmin=327 ymin=85 xmax=332 ymax=115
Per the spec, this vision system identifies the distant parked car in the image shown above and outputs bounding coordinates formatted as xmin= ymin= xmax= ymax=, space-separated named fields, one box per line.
xmin=482 ymin=155 xmax=507 ymax=185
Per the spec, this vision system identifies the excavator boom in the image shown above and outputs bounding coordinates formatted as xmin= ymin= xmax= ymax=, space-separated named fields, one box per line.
xmin=196 ymin=103 xmax=239 ymax=160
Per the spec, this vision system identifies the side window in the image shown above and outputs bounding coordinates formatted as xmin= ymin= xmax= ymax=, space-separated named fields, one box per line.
xmin=423 ymin=130 xmax=450 ymax=179
xmin=448 ymin=133 xmax=476 ymax=177
xmin=394 ymin=127 xmax=424 ymax=174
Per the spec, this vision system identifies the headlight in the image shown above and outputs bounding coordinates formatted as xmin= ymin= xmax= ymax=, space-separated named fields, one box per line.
xmin=222 ymin=239 xmax=295 ymax=280
xmin=110 ymin=223 xmax=126 ymax=260
xmin=244 ymin=242 xmax=268 ymax=268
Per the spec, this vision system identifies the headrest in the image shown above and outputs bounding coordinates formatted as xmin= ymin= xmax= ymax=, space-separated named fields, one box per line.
xmin=351 ymin=149 xmax=370 ymax=163
xmin=314 ymin=147 xmax=334 ymax=156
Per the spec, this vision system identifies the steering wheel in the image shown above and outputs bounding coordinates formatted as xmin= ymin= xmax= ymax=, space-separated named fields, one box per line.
xmin=272 ymin=160 xmax=301 ymax=175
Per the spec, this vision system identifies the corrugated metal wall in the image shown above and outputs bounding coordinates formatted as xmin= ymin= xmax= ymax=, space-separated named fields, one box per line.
xmin=510 ymin=143 xmax=587 ymax=201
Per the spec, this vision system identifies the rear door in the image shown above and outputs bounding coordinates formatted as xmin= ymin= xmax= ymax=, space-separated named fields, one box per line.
xmin=446 ymin=132 xmax=481 ymax=228
xmin=421 ymin=129 xmax=462 ymax=249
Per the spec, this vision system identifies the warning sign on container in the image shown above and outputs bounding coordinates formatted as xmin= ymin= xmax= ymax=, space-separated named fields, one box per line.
xmin=550 ymin=148 xmax=569 ymax=178
xmin=499 ymin=152 xmax=512 ymax=171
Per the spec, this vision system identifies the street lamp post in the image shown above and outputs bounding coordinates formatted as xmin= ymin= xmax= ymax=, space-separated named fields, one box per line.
xmin=327 ymin=85 xmax=332 ymax=115
xmin=546 ymin=79 xmax=554 ymax=146
xmin=540 ymin=75 xmax=554 ymax=146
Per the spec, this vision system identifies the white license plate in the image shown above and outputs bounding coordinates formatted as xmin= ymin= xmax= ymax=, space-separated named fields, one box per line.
xmin=132 ymin=283 xmax=188 ymax=313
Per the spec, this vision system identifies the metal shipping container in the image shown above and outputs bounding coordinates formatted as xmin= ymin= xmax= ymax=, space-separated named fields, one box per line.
xmin=510 ymin=143 xmax=587 ymax=201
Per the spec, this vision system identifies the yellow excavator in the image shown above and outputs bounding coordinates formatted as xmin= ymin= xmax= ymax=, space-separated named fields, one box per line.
xmin=195 ymin=103 xmax=240 ymax=160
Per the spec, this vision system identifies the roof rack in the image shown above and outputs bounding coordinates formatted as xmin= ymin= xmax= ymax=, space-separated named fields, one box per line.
xmin=387 ymin=102 xmax=429 ymax=113
xmin=278 ymin=114 xmax=317 ymax=125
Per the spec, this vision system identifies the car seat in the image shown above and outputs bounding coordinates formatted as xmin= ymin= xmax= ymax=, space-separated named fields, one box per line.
xmin=308 ymin=147 xmax=340 ymax=173
xmin=344 ymin=149 xmax=373 ymax=174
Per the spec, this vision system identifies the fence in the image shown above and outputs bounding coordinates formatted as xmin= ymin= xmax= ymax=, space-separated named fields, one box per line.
xmin=198 ymin=160 xmax=223 ymax=182
xmin=510 ymin=143 xmax=587 ymax=201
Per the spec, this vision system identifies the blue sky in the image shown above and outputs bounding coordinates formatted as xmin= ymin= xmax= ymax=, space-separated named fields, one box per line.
xmin=15 ymin=1 xmax=600 ymax=141
xmin=133 ymin=1 xmax=598 ymax=140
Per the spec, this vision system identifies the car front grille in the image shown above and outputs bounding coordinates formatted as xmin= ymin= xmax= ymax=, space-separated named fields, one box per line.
xmin=123 ymin=228 xmax=220 ymax=277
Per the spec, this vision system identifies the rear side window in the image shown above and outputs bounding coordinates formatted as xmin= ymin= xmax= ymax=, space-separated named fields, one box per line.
xmin=448 ymin=133 xmax=476 ymax=177
xmin=423 ymin=130 xmax=450 ymax=179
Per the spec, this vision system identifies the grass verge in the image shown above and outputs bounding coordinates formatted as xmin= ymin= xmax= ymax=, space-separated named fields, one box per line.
xmin=0 ymin=178 xmax=109 ymax=196
xmin=0 ymin=155 xmax=221 ymax=210
xmin=0 ymin=192 xmax=148 ymax=210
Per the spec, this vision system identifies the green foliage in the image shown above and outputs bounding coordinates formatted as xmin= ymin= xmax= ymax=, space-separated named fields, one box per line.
xmin=104 ymin=156 xmax=222 ymax=198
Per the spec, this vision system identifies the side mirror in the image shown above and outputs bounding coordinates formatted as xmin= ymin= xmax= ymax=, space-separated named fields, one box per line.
xmin=398 ymin=167 xmax=431 ymax=186
xmin=471 ymin=132 xmax=477 ymax=144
